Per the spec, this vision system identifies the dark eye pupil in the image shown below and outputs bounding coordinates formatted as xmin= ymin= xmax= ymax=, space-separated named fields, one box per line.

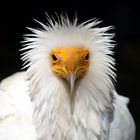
xmin=85 ymin=53 xmax=89 ymax=60
xmin=52 ymin=54 xmax=57 ymax=61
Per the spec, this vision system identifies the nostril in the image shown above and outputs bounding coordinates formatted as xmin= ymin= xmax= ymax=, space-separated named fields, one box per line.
xmin=64 ymin=64 xmax=68 ymax=71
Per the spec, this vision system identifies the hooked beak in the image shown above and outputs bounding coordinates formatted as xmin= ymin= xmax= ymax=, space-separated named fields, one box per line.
xmin=66 ymin=74 xmax=76 ymax=95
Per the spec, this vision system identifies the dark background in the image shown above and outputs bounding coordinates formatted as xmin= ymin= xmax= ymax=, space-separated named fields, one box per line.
xmin=0 ymin=0 xmax=139 ymax=139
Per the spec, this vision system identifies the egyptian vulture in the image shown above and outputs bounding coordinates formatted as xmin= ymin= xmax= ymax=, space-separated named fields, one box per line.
xmin=0 ymin=15 xmax=135 ymax=140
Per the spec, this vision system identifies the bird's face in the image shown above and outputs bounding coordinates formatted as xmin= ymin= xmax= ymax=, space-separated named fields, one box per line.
xmin=50 ymin=47 xmax=90 ymax=94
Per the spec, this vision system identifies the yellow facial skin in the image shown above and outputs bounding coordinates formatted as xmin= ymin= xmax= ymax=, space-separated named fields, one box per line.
xmin=50 ymin=47 xmax=89 ymax=79
xmin=50 ymin=47 xmax=89 ymax=93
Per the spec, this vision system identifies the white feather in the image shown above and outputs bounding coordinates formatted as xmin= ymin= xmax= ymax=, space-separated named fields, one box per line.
xmin=109 ymin=91 xmax=136 ymax=140
xmin=0 ymin=72 xmax=36 ymax=140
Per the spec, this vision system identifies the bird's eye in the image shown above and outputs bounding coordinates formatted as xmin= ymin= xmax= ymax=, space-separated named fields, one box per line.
xmin=52 ymin=54 xmax=58 ymax=62
xmin=85 ymin=53 xmax=89 ymax=60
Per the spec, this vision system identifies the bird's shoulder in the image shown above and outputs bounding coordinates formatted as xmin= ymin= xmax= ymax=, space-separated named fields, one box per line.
xmin=0 ymin=72 xmax=27 ymax=92
xmin=0 ymin=71 xmax=33 ymax=122
xmin=108 ymin=90 xmax=136 ymax=140
xmin=0 ymin=72 xmax=36 ymax=140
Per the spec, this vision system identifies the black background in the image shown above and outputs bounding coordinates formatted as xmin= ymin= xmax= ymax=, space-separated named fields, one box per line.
xmin=0 ymin=0 xmax=139 ymax=139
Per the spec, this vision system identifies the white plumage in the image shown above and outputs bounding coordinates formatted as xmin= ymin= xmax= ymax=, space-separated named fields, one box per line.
xmin=0 ymin=15 xmax=135 ymax=140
